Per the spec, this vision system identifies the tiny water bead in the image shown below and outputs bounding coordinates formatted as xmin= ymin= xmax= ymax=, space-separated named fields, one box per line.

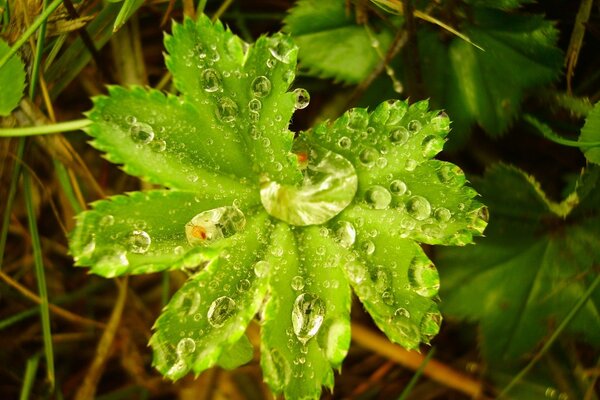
xmin=407 ymin=120 xmax=422 ymax=133
xmin=260 ymin=149 xmax=358 ymax=226
xmin=333 ymin=221 xmax=356 ymax=248
xmin=292 ymin=88 xmax=310 ymax=109
xmin=185 ymin=206 xmax=246 ymax=246
xmin=248 ymin=98 xmax=262 ymax=111
xmin=202 ymin=68 xmax=221 ymax=92
xmin=365 ymin=185 xmax=392 ymax=209
xmin=406 ymin=196 xmax=431 ymax=220
xmin=150 ymin=138 xmax=167 ymax=152
xmin=176 ymin=337 xmax=196 ymax=356
xmin=207 ymin=296 xmax=237 ymax=328
xmin=389 ymin=179 xmax=407 ymax=196
xmin=345 ymin=261 xmax=366 ymax=284
xmin=359 ymin=147 xmax=378 ymax=166
xmin=337 ymin=136 xmax=352 ymax=149
xmin=128 ymin=230 xmax=151 ymax=254
xmin=291 ymin=293 xmax=326 ymax=344
xmin=129 ymin=121 xmax=154 ymax=144
xmin=216 ymin=97 xmax=238 ymax=122
xmin=408 ymin=259 xmax=440 ymax=297
xmin=251 ymin=75 xmax=271 ymax=97
xmin=434 ymin=207 xmax=452 ymax=222
xmin=254 ymin=260 xmax=271 ymax=278
xmin=291 ymin=275 xmax=305 ymax=291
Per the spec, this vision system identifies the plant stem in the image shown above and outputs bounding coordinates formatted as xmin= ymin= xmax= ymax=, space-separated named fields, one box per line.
xmin=0 ymin=0 xmax=62 ymax=69
xmin=0 ymin=119 xmax=91 ymax=137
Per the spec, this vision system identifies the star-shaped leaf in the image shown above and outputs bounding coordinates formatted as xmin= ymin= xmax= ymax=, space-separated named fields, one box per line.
xmin=437 ymin=164 xmax=600 ymax=363
xmin=69 ymin=15 xmax=487 ymax=399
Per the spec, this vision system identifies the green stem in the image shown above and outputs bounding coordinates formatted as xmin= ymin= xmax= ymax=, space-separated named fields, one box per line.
xmin=23 ymin=170 xmax=55 ymax=389
xmin=0 ymin=0 xmax=62 ymax=69
xmin=397 ymin=348 xmax=436 ymax=400
xmin=525 ymin=114 xmax=600 ymax=148
xmin=19 ymin=354 xmax=40 ymax=400
xmin=0 ymin=119 xmax=90 ymax=137
xmin=0 ymin=138 xmax=25 ymax=269
xmin=498 ymin=274 xmax=600 ymax=398
xmin=29 ymin=0 xmax=49 ymax=99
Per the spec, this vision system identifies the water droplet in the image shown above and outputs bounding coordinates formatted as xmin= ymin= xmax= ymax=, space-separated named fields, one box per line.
xmin=338 ymin=136 xmax=352 ymax=149
xmin=176 ymin=337 xmax=196 ymax=356
xmin=251 ymin=76 xmax=271 ymax=97
xmin=254 ymin=260 xmax=270 ymax=278
xmin=150 ymin=138 xmax=167 ymax=152
xmin=382 ymin=291 xmax=394 ymax=305
xmin=345 ymin=261 xmax=366 ymax=284
xmin=185 ymin=206 xmax=246 ymax=246
xmin=408 ymin=258 xmax=439 ymax=297
xmin=390 ymin=127 xmax=409 ymax=144
xmin=260 ymin=148 xmax=358 ymax=226
xmin=268 ymin=38 xmax=294 ymax=63
xmin=129 ymin=122 xmax=154 ymax=144
xmin=207 ymin=296 xmax=236 ymax=328
xmin=366 ymin=185 xmax=392 ymax=209
xmin=292 ymin=293 xmax=326 ymax=344
xmin=421 ymin=135 xmax=444 ymax=157
xmin=420 ymin=308 xmax=442 ymax=342
xmin=347 ymin=109 xmax=368 ymax=130
xmin=216 ymin=97 xmax=238 ymax=123
xmin=100 ymin=214 xmax=114 ymax=227
xmin=237 ymin=279 xmax=251 ymax=292
xmin=293 ymin=88 xmax=310 ymax=109
xmin=431 ymin=112 xmax=450 ymax=132
xmin=434 ymin=207 xmax=451 ymax=222
xmin=359 ymin=147 xmax=378 ymax=166
xmin=333 ymin=221 xmax=356 ymax=248
xmin=291 ymin=275 xmax=305 ymax=291
xmin=437 ymin=165 xmax=464 ymax=186
xmin=388 ymin=308 xmax=420 ymax=349
xmin=389 ymin=179 xmax=407 ymax=195
xmin=478 ymin=206 xmax=489 ymax=223
xmin=202 ymin=68 xmax=221 ymax=92
xmin=394 ymin=307 xmax=410 ymax=319
xmin=406 ymin=196 xmax=431 ymax=220
xmin=404 ymin=159 xmax=417 ymax=171
xmin=360 ymin=240 xmax=375 ymax=255
xmin=248 ymin=98 xmax=262 ymax=111
xmin=407 ymin=120 xmax=421 ymax=133
xmin=128 ymin=230 xmax=151 ymax=254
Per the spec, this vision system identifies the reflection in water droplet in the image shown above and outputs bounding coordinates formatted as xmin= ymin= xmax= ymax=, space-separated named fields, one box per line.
xmin=291 ymin=275 xmax=305 ymax=291
xmin=434 ymin=207 xmax=452 ymax=222
xmin=150 ymin=138 xmax=167 ymax=152
xmin=359 ymin=147 xmax=378 ymax=166
xmin=176 ymin=337 xmax=196 ymax=356
xmin=237 ymin=279 xmax=251 ymax=292
xmin=389 ymin=179 xmax=407 ymax=195
xmin=292 ymin=293 xmax=326 ymax=344
xmin=422 ymin=135 xmax=444 ymax=158
xmin=130 ymin=122 xmax=154 ymax=144
xmin=345 ymin=261 xmax=366 ymax=284
xmin=390 ymin=127 xmax=409 ymax=144
xmin=269 ymin=38 xmax=294 ymax=63
xmin=420 ymin=308 xmax=442 ymax=343
xmin=407 ymin=120 xmax=421 ymax=133
xmin=216 ymin=97 xmax=238 ymax=122
xmin=128 ymin=230 xmax=151 ymax=254
xmin=366 ymin=186 xmax=392 ymax=209
xmin=100 ymin=215 xmax=114 ymax=226
xmin=251 ymin=76 xmax=271 ymax=97
xmin=338 ymin=136 xmax=351 ymax=149
xmin=260 ymin=147 xmax=357 ymax=226
xmin=334 ymin=221 xmax=356 ymax=248
xmin=406 ymin=196 xmax=431 ymax=220
xmin=360 ymin=240 xmax=375 ymax=255
xmin=408 ymin=258 xmax=440 ymax=297
xmin=202 ymin=68 xmax=221 ymax=92
xmin=248 ymin=98 xmax=262 ymax=111
xmin=185 ymin=206 xmax=246 ymax=246
xmin=293 ymin=88 xmax=310 ymax=109
xmin=207 ymin=296 xmax=236 ymax=327
xmin=388 ymin=308 xmax=420 ymax=349
xmin=254 ymin=260 xmax=271 ymax=278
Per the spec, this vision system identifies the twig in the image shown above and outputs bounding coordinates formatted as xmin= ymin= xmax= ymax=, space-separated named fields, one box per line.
xmin=351 ymin=323 xmax=484 ymax=398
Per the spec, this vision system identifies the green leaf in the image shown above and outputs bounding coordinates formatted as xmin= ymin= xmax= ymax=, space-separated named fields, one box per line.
xmin=216 ymin=334 xmax=254 ymax=370
xmin=579 ymin=101 xmax=600 ymax=164
xmin=113 ymin=0 xmax=144 ymax=32
xmin=260 ymin=223 xmax=351 ymax=399
xmin=164 ymin=16 xmax=301 ymax=184
xmin=438 ymin=164 xmax=600 ymax=362
xmin=284 ymin=0 xmax=394 ymax=84
xmin=69 ymin=189 xmax=259 ymax=277
xmin=0 ymin=39 xmax=26 ymax=116
xmin=419 ymin=7 xmax=563 ymax=141
xmin=150 ymin=212 xmax=272 ymax=380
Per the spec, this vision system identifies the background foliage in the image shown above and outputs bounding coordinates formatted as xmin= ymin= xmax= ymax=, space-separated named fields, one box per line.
xmin=0 ymin=0 xmax=598 ymax=399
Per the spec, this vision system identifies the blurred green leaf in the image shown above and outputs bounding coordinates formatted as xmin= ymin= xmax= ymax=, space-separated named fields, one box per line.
xmin=579 ymin=101 xmax=600 ymax=164
xmin=0 ymin=39 xmax=25 ymax=116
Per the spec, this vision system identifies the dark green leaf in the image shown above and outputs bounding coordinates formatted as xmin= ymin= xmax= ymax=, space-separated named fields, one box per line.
xmin=579 ymin=101 xmax=600 ymax=164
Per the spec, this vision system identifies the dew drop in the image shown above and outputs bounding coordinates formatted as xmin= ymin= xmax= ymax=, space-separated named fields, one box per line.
xmin=207 ymin=296 xmax=236 ymax=327
xmin=365 ymin=185 xmax=392 ymax=209
xmin=359 ymin=147 xmax=378 ymax=166
xmin=254 ymin=260 xmax=271 ymax=278
xmin=389 ymin=179 xmax=407 ymax=195
xmin=185 ymin=206 xmax=246 ymax=246
xmin=291 ymin=293 xmax=326 ymax=344
xmin=150 ymin=138 xmax=167 ymax=152
xmin=434 ymin=207 xmax=452 ymax=222
xmin=216 ymin=97 xmax=238 ymax=123
xmin=408 ymin=258 xmax=439 ymax=297
xmin=128 ymin=230 xmax=151 ymax=254
xmin=202 ymin=68 xmax=221 ymax=92
xmin=268 ymin=39 xmax=294 ymax=63
xmin=176 ymin=337 xmax=196 ymax=356
xmin=129 ymin=122 xmax=154 ymax=144
xmin=333 ymin=221 xmax=356 ymax=248
xmin=291 ymin=275 xmax=305 ymax=291
xmin=248 ymin=98 xmax=262 ymax=111
xmin=390 ymin=127 xmax=409 ymax=145
xmin=360 ymin=240 xmax=375 ymax=255
xmin=394 ymin=307 xmax=410 ymax=319
xmin=421 ymin=135 xmax=444 ymax=158
xmin=100 ymin=214 xmax=114 ymax=227
xmin=251 ymin=76 xmax=271 ymax=97
xmin=382 ymin=291 xmax=394 ymax=305
xmin=388 ymin=308 xmax=420 ymax=349
xmin=338 ymin=136 xmax=352 ymax=149
xmin=420 ymin=308 xmax=442 ymax=342
xmin=407 ymin=120 xmax=421 ymax=133
xmin=292 ymin=88 xmax=310 ymax=109
xmin=237 ymin=279 xmax=251 ymax=292
xmin=406 ymin=196 xmax=431 ymax=220
xmin=345 ymin=261 xmax=366 ymax=284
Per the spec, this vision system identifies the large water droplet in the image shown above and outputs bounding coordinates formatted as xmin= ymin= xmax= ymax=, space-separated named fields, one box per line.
xmin=292 ymin=293 xmax=326 ymax=344
xmin=202 ymin=68 xmax=221 ymax=92
xmin=365 ymin=185 xmax=392 ymax=209
xmin=293 ymin=88 xmax=310 ymax=109
xmin=390 ymin=127 xmax=409 ymax=145
xmin=434 ymin=207 xmax=452 ymax=222
xmin=360 ymin=240 xmax=375 ymax=255
xmin=176 ymin=337 xmax=196 ymax=356
xmin=128 ymin=230 xmax=151 ymax=254
xmin=260 ymin=147 xmax=357 ymax=226
xmin=420 ymin=308 xmax=442 ymax=343
xmin=268 ymin=38 xmax=294 ymax=64
xmin=216 ymin=97 xmax=238 ymax=122
xmin=333 ymin=221 xmax=356 ymax=248
xmin=254 ymin=260 xmax=271 ymax=278
xmin=345 ymin=261 xmax=366 ymax=284
xmin=207 ymin=296 xmax=236 ymax=327
xmin=389 ymin=179 xmax=407 ymax=195
xmin=421 ymin=135 xmax=444 ymax=158
xmin=129 ymin=122 xmax=154 ymax=144
xmin=408 ymin=258 xmax=440 ymax=297
xmin=185 ymin=206 xmax=246 ymax=246
xmin=359 ymin=147 xmax=378 ymax=166
xmin=251 ymin=76 xmax=271 ymax=97
xmin=406 ymin=196 xmax=431 ymax=220
xmin=407 ymin=120 xmax=422 ymax=133
xmin=388 ymin=308 xmax=420 ymax=349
